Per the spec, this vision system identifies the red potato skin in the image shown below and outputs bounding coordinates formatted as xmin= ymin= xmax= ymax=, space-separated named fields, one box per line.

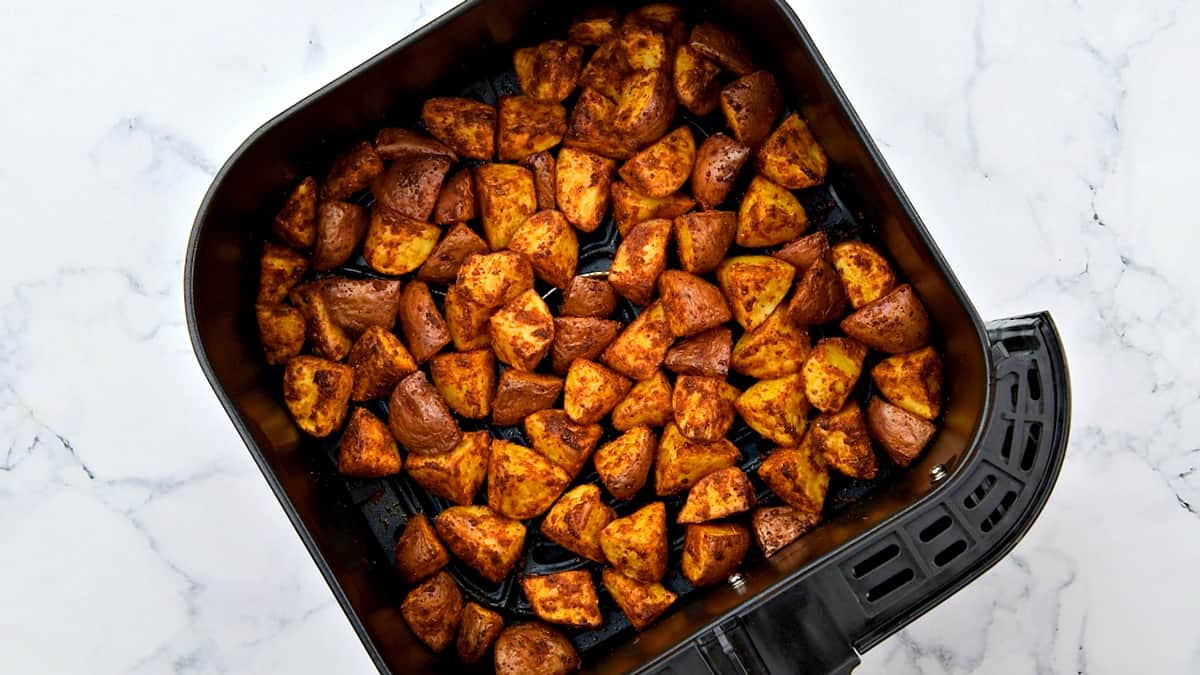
xmin=692 ymin=134 xmax=751 ymax=210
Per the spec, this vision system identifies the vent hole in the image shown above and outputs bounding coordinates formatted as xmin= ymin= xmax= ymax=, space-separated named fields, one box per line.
xmin=1027 ymin=367 xmax=1042 ymax=401
xmin=918 ymin=515 xmax=952 ymax=543
xmin=963 ymin=474 xmax=996 ymax=510
xmin=1002 ymin=335 xmax=1040 ymax=354
xmin=865 ymin=567 xmax=915 ymax=602
xmin=1010 ymin=378 xmax=1019 ymax=409
xmin=1021 ymin=423 xmax=1042 ymax=471
xmin=1000 ymin=423 xmax=1014 ymax=460
xmin=851 ymin=543 xmax=899 ymax=578
xmin=933 ymin=539 xmax=968 ymax=567
xmin=980 ymin=491 xmax=1018 ymax=533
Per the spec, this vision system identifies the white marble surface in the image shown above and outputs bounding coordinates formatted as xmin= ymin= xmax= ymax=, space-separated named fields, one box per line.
xmin=1 ymin=0 xmax=1197 ymax=673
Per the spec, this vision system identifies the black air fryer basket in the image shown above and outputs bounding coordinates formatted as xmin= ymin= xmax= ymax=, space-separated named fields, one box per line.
xmin=184 ymin=1 xmax=1071 ymax=673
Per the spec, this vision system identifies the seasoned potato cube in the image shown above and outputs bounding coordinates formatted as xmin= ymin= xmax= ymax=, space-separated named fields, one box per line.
xmin=677 ymin=467 xmax=756 ymax=524
xmin=616 ymin=24 xmax=668 ymax=71
xmin=788 ymin=257 xmax=848 ymax=326
xmin=602 ymin=568 xmax=676 ymax=631
xmin=555 ymin=147 xmax=617 ymax=233
xmin=569 ymin=8 xmax=620 ymax=46
xmin=812 ymin=402 xmax=877 ymax=479
xmin=522 ymin=571 xmax=602 ymax=629
xmin=337 ymin=407 xmax=401 ymax=478
xmin=489 ymin=289 xmax=555 ymax=372
xmin=688 ymin=22 xmax=753 ymax=76
xmin=673 ymin=45 xmax=721 ymax=116
xmin=418 ymin=223 xmax=488 ymax=284
xmin=271 ymin=176 xmax=318 ymax=248
xmin=611 ymin=371 xmax=673 ymax=431
xmin=580 ymin=40 xmax=629 ymax=101
xmin=492 ymin=369 xmax=564 ymax=427
xmin=507 ymin=210 xmax=578 ymax=289
xmin=599 ymin=501 xmax=668 ymax=583
xmin=475 ymin=163 xmax=538 ymax=250
xmin=514 ymin=40 xmax=585 ymax=102
xmin=422 ymin=97 xmax=496 ymax=160
xmin=624 ymin=3 xmax=687 ymax=49
xmin=488 ymin=439 xmax=572 ymax=520
xmin=406 ymin=430 xmax=491 ymax=506
xmin=552 ymin=317 xmax=621 ymax=375
xmin=613 ymin=68 xmax=677 ymax=148
xmin=435 ymin=505 xmax=526 ymax=583
xmin=692 ymin=134 xmax=751 ymax=210
xmin=322 ymin=142 xmax=384 ymax=201
xmin=398 ymin=280 xmax=451 ymax=364
xmin=831 ymin=241 xmax=896 ymax=309
xmin=457 ymin=250 xmax=535 ymax=310
xmin=609 ymin=218 xmax=671 ymax=305
xmin=655 ymin=421 xmax=740 ymax=495
xmin=430 ymin=349 xmax=496 ymax=419
xmin=373 ymin=127 xmax=457 ymax=162
xmin=681 ymin=523 xmax=750 ymax=587
xmin=494 ymin=623 xmax=579 ymax=675
xmin=371 ymin=153 xmax=452 ymax=221
xmin=564 ymin=359 xmax=632 ymax=424
xmin=540 ymin=484 xmax=615 ymax=561
xmin=611 ymin=181 xmax=695 ymax=235
xmin=752 ymin=506 xmax=820 ymax=558
xmin=673 ymin=375 xmax=738 ymax=443
xmin=866 ymin=397 xmax=936 ymax=467
xmin=316 ymin=277 xmax=402 ymax=337
xmin=618 ymin=126 xmax=695 ymax=198
xmin=717 ymin=255 xmax=796 ymax=331
xmin=731 ymin=304 xmax=810 ymax=378
xmin=522 ymin=151 xmax=557 ymax=210
xmin=363 ymin=208 xmax=440 ymax=275
xmin=312 ymin=201 xmax=368 ymax=271
xmin=737 ymin=175 xmax=809 ymax=247
xmin=602 ymin=300 xmax=674 ymax=380
xmin=756 ymin=436 xmax=829 ymax=515
xmin=720 ymin=71 xmax=782 ymax=147
xmin=401 ymin=571 xmax=463 ymax=653
xmin=388 ymin=371 xmax=462 ymax=455
xmin=258 ymin=241 xmax=308 ymax=304
xmin=802 ymin=337 xmax=868 ymax=414
xmin=432 ymin=167 xmax=477 ymax=225
xmin=564 ymin=87 xmax=637 ymax=160
xmin=283 ymin=356 xmax=353 ymax=437
xmin=664 ymin=327 xmax=731 ymax=377
xmin=347 ymin=326 xmax=417 ymax=401
xmin=257 ymin=303 xmax=306 ymax=365
xmin=658 ymin=270 xmax=733 ymax=338
xmin=394 ymin=513 xmax=449 ymax=585
xmin=497 ymin=95 xmax=568 ymax=161
xmin=757 ymin=113 xmax=829 ymax=189
xmin=775 ymin=230 xmax=831 ymax=270
xmin=444 ymin=285 xmax=492 ymax=351
xmin=458 ymin=602 xmax=504 ymax=665
xmin=840 ymin=284 xmax=932 ymax=353
xmin=673 ymin=211 xmax=735 ymax=275
xmin=288 ymin=284 xmax=351 ymax=360
xmin=735 ymin=372 xmax=809 ymax=445
xmin=594 ymin=426 xmax=657 ymax=499
xmin=525 ymin=409 xmax=603 ymax=478
xmin=871 ymin=346 xmax=943 ymax=419
xmin=560 ymin=275 xmax=618 ymax=318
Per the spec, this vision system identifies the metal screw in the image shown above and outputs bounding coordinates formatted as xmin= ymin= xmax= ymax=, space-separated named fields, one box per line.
xmin=930 ymin=464 xmax=949 ymax=483
xmin=727 ymin=573 xmax=746 ymax=590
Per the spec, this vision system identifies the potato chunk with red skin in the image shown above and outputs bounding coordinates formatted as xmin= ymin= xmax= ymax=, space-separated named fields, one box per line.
xmin=322 ymin=142 xmax=385 ymax=201
xmin=832 ymin=241 xmax=896 ymax=309
xmin=624 ymin=4 xmax=687 ymax=51
xmin=688 ymin=21 xmax=753 ymax=76
xmin=611 ymin=181 xmax=696 ymax=236
xmin=564 ymin=359 xmax=632 ymax=425
xmin=488 ymin=439 xmax=571 ymax=520
xmin=456 ymin=250 xmax=535 ymax=311
xmin=609 ymin=218 xmax=671 ymax=306
xmin=752 ymin=506 xmax=820 ymax=558
xmin=524 ymin=409 xmax=603 ymax=478
xmin=672 ymin=375 xmax=738 ymax=443
xmin=373 ymin=127 xmax=457 ymax=162
xmin=564 ymin=87 xmax=638 ymax=160
xmin=337 ymin=407 xmax=401 ymax=478
xmin=802 ymin=337 xmax=868 ymax=414
xmin=398 ymin=280 xmax=451 ymax=364
xmin=756 ymin=436 xmax=829 ymax=516
xmin=602 ymin=300 xmax=675 ymax=381
xmin=406 ymin=430 xmax=491 ymax=506
xmin=431 ymin=168 xmax=477 ymax=226
xmin=258 ymin=241 xmax=309 ymax=304
xmin=692 ymin=134 xmax=751 ymax=210
xmin=871 ymin=346 xmax=943 ymax=420
xmin=489 ymin=289 xmax=555 ymax=372
xmin=655 ymin=422 xmax=740 ymax=495
xmin=497 ymin=95 xmax=568 ymax=161
xmin=788 ymin=257 xmax=849 ymax=326
xmin=429 ymin=349 xmax=496 ymax=419
xmin=594 ymin=426 xmax=657 ymax=500
xmin=388 ymin=371 xmax=462 ymax=455
xmin=312 ymin=201 xmax=368 ymax=272
xmin=457 ymin=602 xmax=504 ymax=665
xmin=664 ymin=327 xmax=731 ymax=377
xmin=735 ymin=372 xmax=810 ymax=446
xmin=444 ymin=285 xmax=493 ymax=352
xmin=673 ymin=45 xmax=721 ymax=116
xmin=522 ymin=151 xmax=557 ymax=210
xmin=619 ymin=126 xmax=695 ymax=198
xmin=507 ymin=210 xmax=578 ymax=290
xmin=812 ymin=402 xmax=878 ymax=480
xmin=363 ymin=208 xmax=439 ymax=275
xmin=257 ymin=303 xmax=306 ymax=365
xmin=540 ymin=484 xmax=615 ymax=561
xmin=602 ymin=568 xmax=677 ymax=631
xmin=613 ymin=68 xmax=677 ymax=148
xmin=611 ymin=370 xmax=674 ymax=431
xmin=315 ymin=277 xmax=402 ymax=337
xmin=555 ymin=146 xmax=617 ymax=233
xmin=522 ymin=570 xmax=603 ymax=629
xmin=283 ymin=356 xmax=353 ymax=437
xmin=599 ymin=501 xmax=668 ymax=583
xmin=394 ymin=513 xmax=449 ymax=585
xmin=436 ymin=505 xmax=526 ymax=583
xmin=674 ymin=210 xmax=736 ymax=275
xmin=720 ymin=71 xmax=782 ymax=148
xmin=737 ymin=175 xmax=809 ymax=248
xmin=775 ymin=231 xmax=831 ymax=271
xmin=475 ymin=163 xmax=539 ymax=250
xmin=717 ymin=255 xmax=796 ymax=331
xmin=677 ymin=467 xmax=756 ymax=524
xmin=658 ymin=270 xmax=733 ymax=338
xmin=346 ymin=326 xmax=417 ymax=401
xmin=681 ymin=523 xmax=750 ymax=587
xmin=422 ymin=97 xmax=496 ymax=161
xmin=370 ymin=152 xmax=452 ymax=222
xmin=840 ymin=284 xmax=932 ymax=354
xmin=866 ymin=397 xmax=936 ymax=467
xmin=551 ymin=317 xmax=622 ymax=375
xmin=493 ymin=623 xmax=579 ymax=675
xmin=418 ymin=223 xmax=489 ymax=284
xmin=757 ymin=113 xmax=829 ymax=190
xmin=401 ymin=571 xmax=463 ymax=653
xmin=271 ymin=176 xmax=318 ymax=248
xmin=288 ymin=283 xmax=351 ymax=360
xmin=580 ymin=40 xmax=629 ymax=101
xmin=514 ymin=40 xmax=585 ymax=102
xmin=731 ymin=303 xmax=811 ymax=379
xmin=491 ymin=370 xmax=564 ymax=427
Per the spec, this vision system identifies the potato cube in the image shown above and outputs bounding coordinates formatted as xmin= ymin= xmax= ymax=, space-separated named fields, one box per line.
xmin=475 ymin=163 xmax=538 ymax=250
xmin=866 ymin=397 xmax=936 ymax=467
xmin=401 ymin=571 xmax=463 ymax=653
xmin=489 ymin=289 xmax=555 ymax=372
xmin=271 ymin=176 xmax=318 ymax=248
xmin=507 ymin=210 xmax=578 ymax=290
xmin=752 ymin=506 xmax=820 ymax=558
xmin=610 ymin=218 xmax=671 ymax=306
xmin=497 ymin=95 xmax=568 ymax=161
xmin=618 ymin=126 xmax=695 ymax=198
xmin=564 ymin=87 xmax=638 ymax=160
xmin=688 ymin=22 xmax=753 ymax=76
xmin=418 ymin=223 xmax=489 ymax=284
xmin=756 ymin=436 xmax=829 ymax=516
xmin=337 ymin=407 xmax=401 ymax=478
xmin=757 ymin=113 xmax=829 ymax=189
xmin=564 ymin=359 xmax=632 ymax=425
xmin=316 ymin=277 xmax=402 ymax=337
xmin=594 ymin=426 xmax=657 ymax=499
xmin=730 ymin=304 xmax=810 ymax=378
xmin=681 ymin=523 xmax=750 ymax=587
xmin=444 ymin=285 xmax=493 ymax=351
xmin=599 ymin=501 xmax=668 ymax=583
xmin=735 ymin=373 xmax=809 ymax=446
xmin=717 ymin=255 xmax=796 ymax=331
xmin=802 ymin=337 xmax=868 ymax=414
xmin=457 ymin=602 xmax=504 ymax=665
xmin=624 ymin=4 xmax=687 ymax=50
xmin=363 ymin=208 xmax=440 ymax=275
xmin=831 ymin=241 xmax=896 ymax=309
xmin=257 ymin=303 xmax=306 ymax=365
xmin=521 ymin=571 xmax=602 ymax=629
xmin=514 ymin=40 xmax=585 ymax=102
xmin=674 ymin=211 xmax=736 ymax=275
xmin=435 ymin=505 xmax=526 ymax=583
xmin=322 ymin=141 xmax=384 ymax=201
xmin=288 ymin=284 xmax=351 ymax=360
xmin=787 ymin=257 xmax=848 ymax=325
xmin=422 ymin=97 xmax=496 ymax=160
xmin=673 ymin=45 xmax=721 ymax=116
xmin=664 ymin=327 xmax=731 ymax=377
xmin=655 ymin=421 xmax=740 ymax=495
xmin=491 ymin=370 xmax=564 ymax=427
xmin=456 ymin=250 xmax=536 ymax=311
xmin=840 ymin=284 xmax=931 ymax=354
xmin=488 ymin=439 xmax=572 ymax=520
xmin=524 ymin=409 xmax=603 ymax=478
xmin=611 ymin=181 xmax=696 ymax=235
xmin=602 ymin=300 xmax=674 ymax=380
xmin=560 ymin=275 xmax=618 ymax=318
xmin=551 ymin=317 xmax=622 ymax=375
xmin=258 ymin=241 xmax=308 ymax=304
xmin=611 ymin=372 xmax=673 ymax=431
xmin=672 ymin=375 xmax=738 ymax=443
xmin=406 ymin=430 xmax=491 ymax=506
xmin=494 ymin=623 xmax=579 ymax=675
xmin=602 ymin=568 xmax=676 ymax=631
xmin=522 ymin=151 xmax=557 ymax=210
xmin=870 ymin=346 xmax=942 ymax=420
xmin=398 ymin=280 xmax=451 ymax=364
xmin=812 ymin=402 xmax=878 ymax=479
xmin=580 ymin=40 xmax=629 ymax=101
xmin=540 ymin=484 xmax=615 ymax=561
xmin=394 ymin=513 xmax=449 ymax=585
xmin=373 ymin=127 xmax=457 ymax=162
xmin=613 ymin=68 xmax=677 ymax=148
xmin=775 ymin=230 xmax=830 ymax=270
xmin=677 ymin=467 xmax=756 ymax=524
xmin=555 ymin=146 xmax=617 ymax=233
xmin=432 ymin=167 xmax=477 ymax=226
xmin=617 ymin=24 xmax=669 ymax=72
xmin=312 ymin=201 xmax=368 ymax=272
xmin=429 ymin=349 xmax=496 ymax=419
xmin=346 ymin=326 xmax=416 ymax=401
xmin=371 ymin=153 xmax=452 ymax=221
xmin=692 ymin=134 xmax=750 ymax=210
xmin=658 ymin=270 xmax=733 ymax=338
xmin=737 ymin=175 xmax=809 ymax=247
xmin=720 ymin=71 xmax=782 ymax=147
xmin=388 ymin=371 xmax=462 ymax=455
xmin=282 ymin=356 xmax=353 ymax=437
xmin=568 ymin=8 xmax=620 ymax=46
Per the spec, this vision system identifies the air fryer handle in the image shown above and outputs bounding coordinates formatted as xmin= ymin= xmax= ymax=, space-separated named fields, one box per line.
xmin=648 ymin=312 xmax=1071 ymax=674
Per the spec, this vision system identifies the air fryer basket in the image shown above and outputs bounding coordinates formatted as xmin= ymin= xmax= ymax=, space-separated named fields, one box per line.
xmin=183 ymin=1 xmax=1071 ymax=673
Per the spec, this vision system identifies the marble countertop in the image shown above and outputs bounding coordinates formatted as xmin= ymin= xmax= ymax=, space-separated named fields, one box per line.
xmin=2 ymin=0 xmax=1197 ymax=672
